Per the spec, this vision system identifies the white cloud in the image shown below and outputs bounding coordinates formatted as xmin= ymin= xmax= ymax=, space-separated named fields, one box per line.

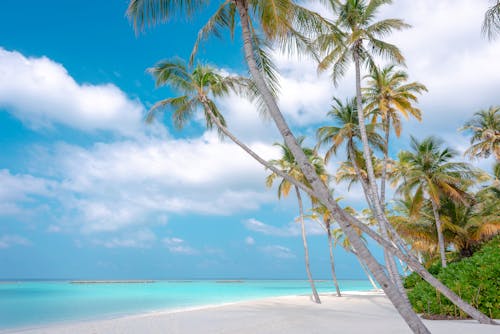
xmin=0 ymin=128 xmax=282 ymax=234
xmin=245 ymin=236 xmax=255 ymax=246
xmin=259 ymin=245 xmax=295 ymax=259
xmin=36 ymin=133 xmax=278 ymax=233
xmin=263 ymin=0 xmax=499 ymax=143
xmin=243 ymin=217 xmax=324 ymax=237
xmin=0 ymin=235 xmax=31 ymax=249
xmin=378 ymin=0 xmax=500 ymax=138
xmin=163 ymin=237 xmax=198 ymax=255
xmin=91 ymin=229 xmax=156 ymax=248
xmin=0 ymin=169 xmax=55 ymax=215
xmin=216 ymin=94 xmax=281 ymax=142
xmin=0 ymin=48 xmax=146 ymax=136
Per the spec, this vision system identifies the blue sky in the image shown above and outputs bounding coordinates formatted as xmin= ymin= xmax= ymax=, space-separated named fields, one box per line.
xmin=0 ymin=0 xmax=498 ymax=280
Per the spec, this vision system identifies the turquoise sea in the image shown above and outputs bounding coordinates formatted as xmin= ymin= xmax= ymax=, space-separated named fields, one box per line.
xmin=0 ymin=280 xmax=375 ymax=330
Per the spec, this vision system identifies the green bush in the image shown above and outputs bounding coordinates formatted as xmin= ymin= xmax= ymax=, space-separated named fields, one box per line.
xmin=404 ymin=261 xmax=443 ymax=289
xmin=405 ymin=236 xmax=500 ymax=319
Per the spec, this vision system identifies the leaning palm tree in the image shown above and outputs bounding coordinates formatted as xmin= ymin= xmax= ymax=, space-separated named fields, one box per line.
xmin=461 ymin=106 xmax=500 ymax=162
xmin=315 ymin=0 xmax=411 ymax=298
xmin=363 ymin=64 xmax=427 ymax=207
xmin=483 ymin=0 xmax=500 ymax=40
xmin=146 ymin=58 xmax=235 ymax=133
xmin=127 ymin=8 xmax=405 ymax=309
xmin=266 ymin=138 xmax=328 ymax=303
xmin=146 ymin=59 xmax=324 ymax=217
xmin=316 ymin=0 xmax=409 ymax=210
xmin=128 ymin=1 xmax=496 ymax=328
xmin=395 ymin=136 xmax=482 ymax=268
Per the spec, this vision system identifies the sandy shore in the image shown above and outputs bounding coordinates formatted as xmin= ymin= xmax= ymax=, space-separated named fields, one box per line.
xmin=2 ymin=292 xmax=498 ymax=334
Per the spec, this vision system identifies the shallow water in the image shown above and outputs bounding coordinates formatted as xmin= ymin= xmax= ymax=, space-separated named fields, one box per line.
xmin=0 ymin=280 xmax=375 ymax=329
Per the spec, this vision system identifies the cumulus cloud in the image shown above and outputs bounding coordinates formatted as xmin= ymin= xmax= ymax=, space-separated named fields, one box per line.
xmin=259 ymin=0 xmax=499 ymax=150
xmin=378 ymin=0 xmax=500 ymax=138
xmin=259 ymin=245 xmax=295 ymax=259
xmin=0 ymin=169 xmax=56 ymax=215
xmin=163 ymin=237 xmax=198 ymax=255
xmin=42 ymin=133 xmax=278 ymax=232
xmin=0 ymin=235 xmax=31 ymax=249
xmin=243 ymin=218 xmax=324 ymax=237
xmin=0 ymin=48 xmax=146 ymax=136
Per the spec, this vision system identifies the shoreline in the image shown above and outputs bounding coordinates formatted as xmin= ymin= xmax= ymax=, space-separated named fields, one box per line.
xmin=0 ymin=290 xmax=381 ymax=333
xmin=3 ymin=291 xmax=498 ymax=334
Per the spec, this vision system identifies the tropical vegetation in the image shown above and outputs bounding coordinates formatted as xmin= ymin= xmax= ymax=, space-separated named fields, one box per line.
xmin=405 ymin=236 xmax=500 ymax=319
xmin=127 ymin=0 xmax=500 ymax=332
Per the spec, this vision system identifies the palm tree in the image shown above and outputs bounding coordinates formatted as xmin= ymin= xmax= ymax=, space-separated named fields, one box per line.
xmin=310 ymin=202 xmax=342 ymax=296
xmin=317 ymin=97 xmax=384 ymax=206
xmin=129 ymin=2 xmax=434 ymax=329
xmin=392 ymin=188 xmax=500 ymax=263
xmin=363 ymin=64 xmax=427 ymax=207
xmin=128 ymin=1 xmax=495 ymax=327
xmin=390 ymin=197 xmax=438 ymax=266
xmin=335 ymin=150 xmax=390 ymax=190
xmin=146 ymin=58 xmax=236 ymax=133
xmin=146 ymin=58 xmax=324 ymax=213
xmin=266 ymin=138 xmax=327 ymax=303
xmin=461 ymin=106 xmax=500 ymax=162
xmin=395 ymin=137 xmax=482 ymax=268
xmin=316 ymin=0 xmax=409 ymax=210
xmin=317 ymin=97 xmax=384 ymax=163
xmin=315 ymin=1 xmax=411 ymax=299
xmin=483 ymin=0 xmax=500 ymax=40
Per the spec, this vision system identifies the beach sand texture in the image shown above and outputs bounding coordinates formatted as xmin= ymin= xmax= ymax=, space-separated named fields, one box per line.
xmin=3 ymin=292 xmax=499 ymax=334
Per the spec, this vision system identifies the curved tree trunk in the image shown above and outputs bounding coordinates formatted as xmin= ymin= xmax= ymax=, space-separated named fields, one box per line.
xmin=201 ymin=91 xmax=494 ymax=325
xmin=295 ymin=186 xmax=321 ymax=303
xmin=234 ymin=3 xmax=431 ymax=333
xmin=351 ymin=248 xmax=380 ymax=290
xmin=352 ymin=52 xmax=408 ymax=300
xmin=342 ymin=212 xmax=496 ymax=324
xmin=348 ymin=140 xmax=406 ymax=299
xmin=430 ymin=198 xmax=447 ymax=268
xmin=353 ymin=51 xmax=382 ymax=213
xmin=327 ymin=226 xmax=342 ymax=296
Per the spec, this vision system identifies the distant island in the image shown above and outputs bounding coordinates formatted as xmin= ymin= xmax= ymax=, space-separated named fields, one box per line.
xmin=70 ymin=280 xmax=156 ymax=284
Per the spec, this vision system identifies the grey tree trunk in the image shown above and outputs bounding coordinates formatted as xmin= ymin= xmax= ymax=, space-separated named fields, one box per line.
xmin=234 ymin=3 xmax=431 ymax=333
xmin=352 ymin=52 xmax=408 ymax=300
xmin=430 ymin=198 xmax=447 ymax=268
xmin=380 ymin=118 xmax=391 ymax=208
xmin=202 ymin=88 xmax=494 ymax=325
xmin=342 ymin=212 xmax=496 ymax=324
xmin=347 ymin=143 xmax=373 ymax=208
xmin=295 ymin=186 xmax=321 ymax=303
xmin=327 ymin=225 xmax=342 ymax=296
xmin=351 ymin=248 xmax=380 ymax=290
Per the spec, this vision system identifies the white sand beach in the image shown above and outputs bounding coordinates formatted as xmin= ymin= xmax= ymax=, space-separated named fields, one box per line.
xmin=3 ymin=292 xmax=499 ymax=334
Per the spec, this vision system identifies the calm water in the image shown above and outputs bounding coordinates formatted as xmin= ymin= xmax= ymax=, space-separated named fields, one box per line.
xmin=0 ymin=280 xmax=375 ymax=329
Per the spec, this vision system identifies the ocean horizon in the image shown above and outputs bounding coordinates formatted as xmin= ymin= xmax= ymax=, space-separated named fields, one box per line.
xmin=0 ymin=279 xmax=376 ymax=330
